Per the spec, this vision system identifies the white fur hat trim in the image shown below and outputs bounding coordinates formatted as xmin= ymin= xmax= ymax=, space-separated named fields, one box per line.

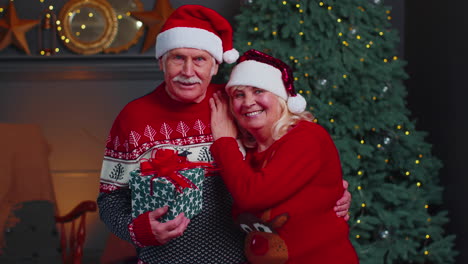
xmin=226 ymin=60 xmax=288 ymax=99
xmin=156 ymin=27 xmax=223 ymax=63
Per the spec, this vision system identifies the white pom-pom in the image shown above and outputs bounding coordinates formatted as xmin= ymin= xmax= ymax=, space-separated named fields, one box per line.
xmin=287 ymin=94 xmax=307 ymax=114
xmin=223 ymin=49 xmax=240 ymax=64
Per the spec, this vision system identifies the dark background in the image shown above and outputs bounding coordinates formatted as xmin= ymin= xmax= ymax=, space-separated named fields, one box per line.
xmin=405 ymin=1 xmax=468 ymax=263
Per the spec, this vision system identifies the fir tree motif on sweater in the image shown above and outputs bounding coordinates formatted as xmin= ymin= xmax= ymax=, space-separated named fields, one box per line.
xmin=123 ymin=140 xmax=129 ymax=152
xmin=129 ymin=131 xmax=141 ymax=147
xmin=160 ymin=123 xmax=173 ymax=139
xmin=109 ymin=163 xmax=125 ymax=180
xmin=198 ymin=146 xmax=213 ymax=162
xmin=177 ymin=121 xmax=190 ymax=137
xmin=193 ymin=119 xmax=206 ymax=135
xmin=113 ymin=136 xmax=120 ymax=150
xmin=144 ymin=125 xmax=157 ymax=141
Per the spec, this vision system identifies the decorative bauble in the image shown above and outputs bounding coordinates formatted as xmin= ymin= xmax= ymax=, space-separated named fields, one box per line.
xmin=384 ymin=137 xmax=391 ymax=145
xmin=379 ymin=229 xmax=390 ymax=239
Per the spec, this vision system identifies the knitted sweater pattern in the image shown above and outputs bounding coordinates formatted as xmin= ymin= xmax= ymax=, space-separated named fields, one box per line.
xmin=97 ymin=83 xmax=245 ymax=263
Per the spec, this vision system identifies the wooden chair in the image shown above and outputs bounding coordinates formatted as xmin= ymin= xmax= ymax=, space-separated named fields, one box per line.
xmin=0 ymin=200 xmax=97 ymax=264
xmin=55 ymin=200 xmax=97 ymax=264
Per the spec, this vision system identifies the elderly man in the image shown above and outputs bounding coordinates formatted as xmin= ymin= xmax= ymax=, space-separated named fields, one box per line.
xmin=97 ymin=5 xmax=351 ymax=264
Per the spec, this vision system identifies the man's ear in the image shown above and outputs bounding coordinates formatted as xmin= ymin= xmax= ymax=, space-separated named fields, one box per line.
xmin=211 ymin=63 xmax=219 ymax=76
xmin=158 ymin=59 xmax=164 ymax=71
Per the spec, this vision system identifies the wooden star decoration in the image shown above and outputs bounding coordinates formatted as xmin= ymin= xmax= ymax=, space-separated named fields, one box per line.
xmin=0 ymin=1 xmax=40 ymax=55
xmin=131 ymin=0 xmax=175 ymax=54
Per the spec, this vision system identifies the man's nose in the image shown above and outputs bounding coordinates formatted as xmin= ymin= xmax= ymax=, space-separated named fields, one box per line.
xmin=182 ymin=60 xmax=195 ymax=76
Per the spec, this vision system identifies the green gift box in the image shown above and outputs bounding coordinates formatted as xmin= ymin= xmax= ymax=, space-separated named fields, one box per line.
xmin=130 ymin=167 xmax=205 ymax=222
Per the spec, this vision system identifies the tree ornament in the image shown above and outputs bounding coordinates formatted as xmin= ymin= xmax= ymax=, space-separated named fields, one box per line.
xmin=384 ymin=137 xmax=391 ymax=145
xmin=379 ymin=229 xmax=390 ymax=239
xmin=319 ymin=79 xmax=328 ymax=86
xmin=0 ymin=0 xmax=40 ymax=54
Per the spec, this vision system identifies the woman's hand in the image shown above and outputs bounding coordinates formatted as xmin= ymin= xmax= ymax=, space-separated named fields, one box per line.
xmin=209 ymin=91 xmax=237 ymax=140
xmin=334 ymin=180 xmax=352 ymax=221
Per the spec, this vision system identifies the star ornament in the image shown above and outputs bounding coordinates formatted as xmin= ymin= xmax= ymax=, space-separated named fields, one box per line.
xmin=0 ymin=1 xmax=40 ymax=55
xmin=130 ymin=0 xmax=174 ymax=54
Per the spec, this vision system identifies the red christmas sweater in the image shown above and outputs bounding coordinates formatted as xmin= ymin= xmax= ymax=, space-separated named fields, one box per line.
xmin=210 ymin=120 xmax=359 ymax=264
xmin=98 ymin=82 xmax=246 ymax=264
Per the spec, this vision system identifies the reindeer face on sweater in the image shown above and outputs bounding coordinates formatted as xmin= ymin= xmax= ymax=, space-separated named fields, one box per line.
xmin=237 ymin=210 xmax=289 ymax=264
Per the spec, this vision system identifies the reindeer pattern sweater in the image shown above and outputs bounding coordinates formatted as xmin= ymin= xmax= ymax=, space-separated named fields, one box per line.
xmin=210 ymin=121 xmax=359 ymax=264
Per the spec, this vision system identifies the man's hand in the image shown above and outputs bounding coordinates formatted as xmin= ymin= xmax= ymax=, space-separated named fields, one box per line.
xmin=148 ymin=206 xmax=190 ymax=245
xmin=209 ymin=91 xmax=237 ymax=140
xmin=334 ymin=180 xmax=352 ymax=221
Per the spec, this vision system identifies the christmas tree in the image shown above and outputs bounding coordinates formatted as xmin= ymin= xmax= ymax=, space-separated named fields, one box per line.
xmin=226 ymin=0 xmax=458 ymax=263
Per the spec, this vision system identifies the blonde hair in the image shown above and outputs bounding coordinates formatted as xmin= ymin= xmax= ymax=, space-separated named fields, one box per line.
xmin=229 ymin=86 xmax=314 ymax=149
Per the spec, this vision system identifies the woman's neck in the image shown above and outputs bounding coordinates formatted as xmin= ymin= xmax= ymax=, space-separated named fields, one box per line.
xmin=249 ymin=128 xmax=275 ymax=152
xmin=251 ymin=122 xmax=297 ymax=152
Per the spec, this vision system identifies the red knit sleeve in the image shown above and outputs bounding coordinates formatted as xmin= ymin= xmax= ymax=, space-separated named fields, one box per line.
xmin=210 ymin=123 xmax=343 ymax=212
xmin=128 ymin=211 xmax=162 ymax=247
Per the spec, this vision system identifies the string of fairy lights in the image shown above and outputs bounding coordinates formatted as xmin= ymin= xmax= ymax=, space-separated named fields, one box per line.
xmin=242 ymin=0 xmax=433 ymax=258
xmin=0 ymin=0 xmax=141 ymax=55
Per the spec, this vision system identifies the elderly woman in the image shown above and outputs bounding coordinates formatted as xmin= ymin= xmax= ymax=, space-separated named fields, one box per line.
xmin=209 ymin=50 xmax=359 ymax=264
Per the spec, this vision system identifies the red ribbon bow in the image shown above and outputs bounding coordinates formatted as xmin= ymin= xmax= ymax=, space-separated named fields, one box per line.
xmin=140 ymin=149 xmax=214 ymax=194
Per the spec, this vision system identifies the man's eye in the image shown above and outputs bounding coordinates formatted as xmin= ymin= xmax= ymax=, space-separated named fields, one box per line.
xmin=195 ymin=57 xmax=206 ymax=61
xmin=172 ymin=55 xmax=184 ymax=60
xmin=254 ymin=89 xmax=264 ymax=94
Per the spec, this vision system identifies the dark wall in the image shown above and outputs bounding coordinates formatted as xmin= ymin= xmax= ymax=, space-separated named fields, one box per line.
xmin=405 ymin=1 xmax=468 ymax=263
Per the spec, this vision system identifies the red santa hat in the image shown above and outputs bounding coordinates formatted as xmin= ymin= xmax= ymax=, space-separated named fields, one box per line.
xmin=155 ymin=5 xmax=239 ymax=64
xmin=226 ymin=49 xmax=307 ymax=114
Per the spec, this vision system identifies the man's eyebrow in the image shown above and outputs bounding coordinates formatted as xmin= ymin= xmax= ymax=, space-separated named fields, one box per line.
xmin=170 ymin=52 xmax=184 ymax=57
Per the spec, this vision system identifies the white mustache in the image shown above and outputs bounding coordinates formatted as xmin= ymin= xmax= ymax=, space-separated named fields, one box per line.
xmin=172 ymin=75 xmax=202 ymax=84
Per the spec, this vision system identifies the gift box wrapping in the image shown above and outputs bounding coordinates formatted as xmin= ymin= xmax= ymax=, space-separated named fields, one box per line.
xmin=130 ymin=167 xmax=205 ymax=222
